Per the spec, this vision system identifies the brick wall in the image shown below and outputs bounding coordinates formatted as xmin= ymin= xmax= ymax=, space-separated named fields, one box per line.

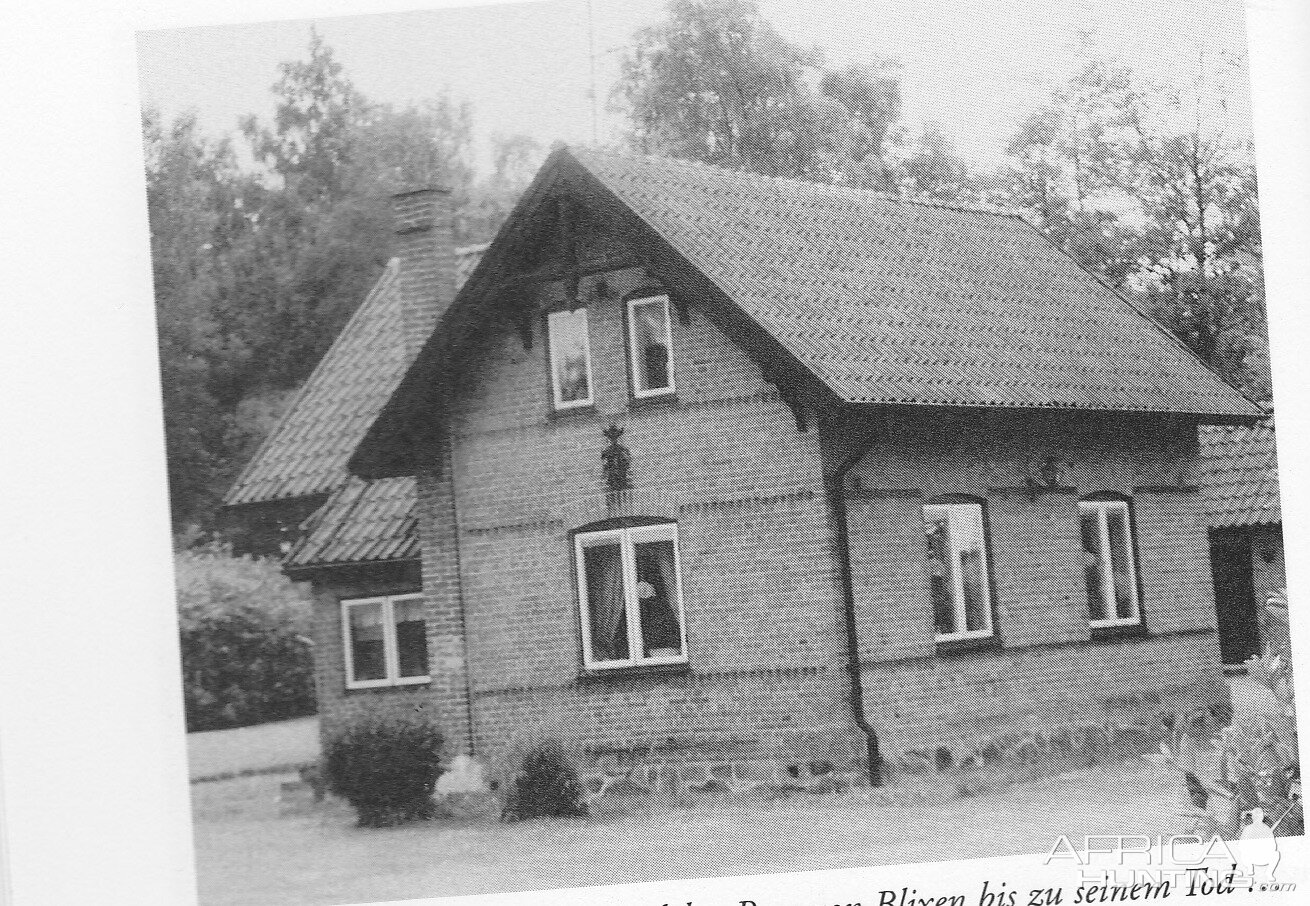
xmin=862 ymin=631 xmax=1229 ymax=767
xmin=433 ymin=261 xmax=858 ymax=772
xmin=308 ymin=562 xmax=426 ymax=747
xmin=305 ymin=229 xmax=1231 ymax=784
xmin=829 ymin=408 xmax=1229 ymax=764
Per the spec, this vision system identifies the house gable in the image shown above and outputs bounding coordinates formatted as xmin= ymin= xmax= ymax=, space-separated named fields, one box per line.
xmin=352 ymin=146 xmax=1258 ymax=482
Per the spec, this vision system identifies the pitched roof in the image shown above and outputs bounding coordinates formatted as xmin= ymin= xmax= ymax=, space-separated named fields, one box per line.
xmin=1199 ymin=417 xmax=1281 ymax=528
xmin=567 ymin=148 xmax=1257 ymax=417
xmin=353 ymin=148 xmax=1259 ymax=477
xmin=225 ymin=245 xmax=485 ymax=568
xmin=284 ymin=476 xmax=418 ymax=569
xmin=225 ymin=258 xmax=408 ymax=507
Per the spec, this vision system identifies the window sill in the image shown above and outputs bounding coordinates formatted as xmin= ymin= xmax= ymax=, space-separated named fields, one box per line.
xmin=1090 ymin=622 xmax=1147 ymax=643
xmin=934 ymin=635 xmax=999 ymax=656
xmin=576 ymin=661 xmax=690 ymax=683
xmin=345 ymin=677 xmax=431 ymax=692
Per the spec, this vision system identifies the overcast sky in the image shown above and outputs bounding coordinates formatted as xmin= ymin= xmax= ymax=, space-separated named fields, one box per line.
xmin=136 ymin=0 xmax=1254 ymax=174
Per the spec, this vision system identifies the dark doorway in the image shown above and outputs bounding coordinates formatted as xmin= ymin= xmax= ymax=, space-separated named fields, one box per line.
xmin=1210 ymin=530 xmax=1261 ymax=665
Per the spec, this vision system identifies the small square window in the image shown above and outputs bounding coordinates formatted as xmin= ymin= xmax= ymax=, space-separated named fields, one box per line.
xmin=576 ymin=523 xmax=687 ymax=669
xmin=1080 ymin=499 xmax=1141 ymax=628
xmin=342 ymin=595 xmax=431 ymax=689
xmin=924 ymin=502 xmax=994 ymax=642
xmin=627 ymin=295 xmax=675 ymax=397
xmin=547 ymin=308 xmax=594 ymax=409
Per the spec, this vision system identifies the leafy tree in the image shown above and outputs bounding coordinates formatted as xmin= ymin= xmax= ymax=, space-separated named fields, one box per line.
xmin=144 ymin=108 xmax=256 ymax=533
xmin=817 ymin=60 xmax=904 ymax=190
xmin=1109 ymin=67 xmax=1265 ymax=395
xmin=899 ymin=125 xmax=979 ymax=201
xmin=615 ymin=0 xmax=852 ymax=182
xmin=992 ymin=50 xmax=1266 ymax=396
xmin=241 ymin=27 xmax=367 ymax=204
xmin=146 ymin=32 xmax=532 ymax=540
xmin=465 ymin=132 xmax=546 ymax=239
xmin=998 ymin=60 xmax=1145 ymax=286
xmin=233 ymin=35 xmax=479 ymax=392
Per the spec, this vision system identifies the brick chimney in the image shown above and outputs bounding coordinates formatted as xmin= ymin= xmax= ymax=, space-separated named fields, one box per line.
xmin=391 ymin=185 xmax=457 ymax=358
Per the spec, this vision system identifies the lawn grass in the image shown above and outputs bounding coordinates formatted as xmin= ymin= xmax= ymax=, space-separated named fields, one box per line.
xmin=188 ymin=716 xmax=320 ymax=781
xmin=191 ymin=758 xmax=1194 ymax=906
xmin=189 ymin=680 xmax=1276 ymax=903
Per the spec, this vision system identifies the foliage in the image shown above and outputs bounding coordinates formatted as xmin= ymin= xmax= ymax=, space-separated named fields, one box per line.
xmin=325 ymin=711 xmax=446 ymax=827
xmin=146 ymin=32 xmax=537 ymax=540
xmin=174 ymin=542 xmax=315 ymax=731
xmin=1160 ymin=590 xmax=1300 ymax=839
xmin=992 ymin=48 xmax=1267 ymax=397
xmin=500 ymin=741 xmax=589 ymax=822
xmin=614 ymin=0 xmax=900 ymax=188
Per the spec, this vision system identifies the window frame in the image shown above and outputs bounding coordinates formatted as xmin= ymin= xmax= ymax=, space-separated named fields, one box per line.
xmin=341 ymin=593 xmax=431 ymax=690
xmin=1078 ymin=497 xmax=1143 ymax=629
xmin=625 ymin=293 xmax=676 ymax=399
xmin=923 ymin=500 xmax=996 ymax=643
xmin=547 ymin=307 xmax=596 ymax=411
xmin=574 ymin=521 xmax=688 ymax=671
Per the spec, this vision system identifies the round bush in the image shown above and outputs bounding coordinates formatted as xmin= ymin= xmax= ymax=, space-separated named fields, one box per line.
xmin=174 ymin=543 xmax=315 ymax=731
xmin=501 ymin=741 xmax=589 ymax=822
xmin=325 ymin=712 xmax=445 ymax=827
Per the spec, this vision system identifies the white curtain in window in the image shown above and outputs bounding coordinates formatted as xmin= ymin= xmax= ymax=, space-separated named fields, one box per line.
xmin=585 ymin=544 xmax=627 ymax=661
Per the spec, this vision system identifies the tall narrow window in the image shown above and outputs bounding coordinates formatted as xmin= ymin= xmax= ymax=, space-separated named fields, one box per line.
xmin=342 ymin=594 xmax=431 ymax=689
xmin=575 ymin=522 xmax=687 ymax=669
xmin=548 ymin=308 xmax=594 ymax=409
xmin=924 ymin=501 xmax=993 ymax=642
xmin=627 ymin=294 xmax=675 ymax=397
xmin=1079 ymin=498 xmax=1141 ymax=627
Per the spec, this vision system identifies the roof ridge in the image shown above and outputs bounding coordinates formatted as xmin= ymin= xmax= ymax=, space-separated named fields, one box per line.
xmin=569 ymin=144 xmax=1027 ymax=220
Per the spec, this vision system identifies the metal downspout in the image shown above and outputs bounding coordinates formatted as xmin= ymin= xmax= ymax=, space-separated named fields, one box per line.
xmin=827 ymin=435 xmax=883 ymax=786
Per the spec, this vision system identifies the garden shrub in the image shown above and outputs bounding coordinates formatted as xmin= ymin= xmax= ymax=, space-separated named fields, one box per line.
xmin=501 ymin=741 xmax=589 ymax=822
xmin=1162 ymin=588 xmax=1301 ymax=839
xmin=175 ymin=542 xmax=316 ymax=731
xmin=325 ymin=711 xmax=446 ymax=827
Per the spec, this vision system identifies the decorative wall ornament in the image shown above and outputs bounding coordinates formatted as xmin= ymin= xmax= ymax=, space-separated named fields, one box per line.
xmin=1026 ymin=453 xmax=1067 ymax=499
xmin=1039 ymin=454 xmax=1064 ymax=488
xmin=602 ymin=424 xmax=632 ymax=493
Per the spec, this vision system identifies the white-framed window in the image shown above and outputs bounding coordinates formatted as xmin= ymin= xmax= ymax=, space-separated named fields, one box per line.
xmin=575 ymin=522 xmax=688 ymax=669
xmin=924 ymin=501 xmax=994 ymax=641
xmin=626 ymin=294 xmax=675 ymax=398
xmin=341 ymin=594 xmax=430 ymax=689
xmin=547 ymin=308 xmax=595 ymax=409
xmin=1079 ymin=498 xmax=1141 ymax=627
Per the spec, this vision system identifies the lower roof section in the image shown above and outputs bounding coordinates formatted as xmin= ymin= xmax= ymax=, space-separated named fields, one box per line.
xmin=284 ymin=475 xmax=418 ymax=571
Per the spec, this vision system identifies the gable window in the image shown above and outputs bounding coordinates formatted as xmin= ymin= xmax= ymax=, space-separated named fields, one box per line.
xmin=547 ymin=308 xmax=594 ymax=409
xmin=342 ymin=594 xmax=430 ymax=689
xmin=626 ymin=294 xmax=675 ymax=397
xmin=924 ymin=500 xmax=994 ymax=641
xmin=575 ymin=522 xmax=687 ymax=669
xmin=1079 ymin=497 xmax=1141 ymax=627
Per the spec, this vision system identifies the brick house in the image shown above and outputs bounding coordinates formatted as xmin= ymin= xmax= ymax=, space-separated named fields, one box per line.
xmin=226 ymin=147 xmax=1261 ymax=791
xmin=1199 ymin=417 xmax=1285 ymax=665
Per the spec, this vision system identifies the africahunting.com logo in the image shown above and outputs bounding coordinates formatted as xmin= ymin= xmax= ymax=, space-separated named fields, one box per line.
xmin=1043 ymin=830 xmax=1295 ymax=898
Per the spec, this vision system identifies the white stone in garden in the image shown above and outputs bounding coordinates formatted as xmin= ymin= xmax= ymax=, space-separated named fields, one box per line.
xmin=436 ymin=755 xmax=488 ymax=794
